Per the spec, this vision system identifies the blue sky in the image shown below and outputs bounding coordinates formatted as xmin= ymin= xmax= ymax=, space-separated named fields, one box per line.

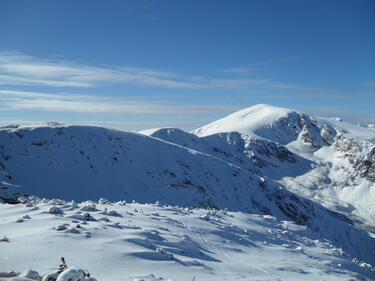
xmin=0 ymin=0 xmax=374 ymax=130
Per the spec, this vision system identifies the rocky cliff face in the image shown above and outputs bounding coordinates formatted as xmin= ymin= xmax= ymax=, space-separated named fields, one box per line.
xmin=368 ymin=162 xmax=375 ymax=182
xmin=333 ymin=135 xmax=375 ymax=182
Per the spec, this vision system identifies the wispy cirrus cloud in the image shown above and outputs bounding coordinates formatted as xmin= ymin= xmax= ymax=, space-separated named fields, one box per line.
xmin=0 ymin=52 xmax=266 ymax=89
xmin=0 ymin=52 xmax=352 ymax=104
xmin=0 ymin=89 xmax=240 ymax=115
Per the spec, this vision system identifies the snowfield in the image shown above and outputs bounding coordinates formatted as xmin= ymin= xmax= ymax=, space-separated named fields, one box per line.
xmin=1 ymin=104 xmax=375 ymax=280
xmin=0 ymin=198 xmax=374 ymax=281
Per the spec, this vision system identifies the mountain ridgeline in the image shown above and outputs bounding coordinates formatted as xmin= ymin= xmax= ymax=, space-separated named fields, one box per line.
xmin=0 ymin=104 xmax=375 ymax=265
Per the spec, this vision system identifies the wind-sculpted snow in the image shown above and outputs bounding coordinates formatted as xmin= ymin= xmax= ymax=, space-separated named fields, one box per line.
xmin=0 ymin=198 xmax=374 ymax=280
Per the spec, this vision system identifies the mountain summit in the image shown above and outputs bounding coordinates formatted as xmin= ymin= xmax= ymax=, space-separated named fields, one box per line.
xmin=148 ymin=105 xmax=375 ymax=228
xmin=193 ymin=104 xmax=295 ymax=138
xmin=193 ymin=104 xmax=374 ymax=147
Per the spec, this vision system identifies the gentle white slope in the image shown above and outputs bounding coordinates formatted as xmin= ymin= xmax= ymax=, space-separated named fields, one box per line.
xmin=193 ymin=104 xmax=296 ymax=140
xmin=0 ymin=198 xmax=374 ymax=281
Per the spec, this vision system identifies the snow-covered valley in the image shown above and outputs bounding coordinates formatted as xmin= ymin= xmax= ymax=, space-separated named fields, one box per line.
xmin=1 ymin=104 xmax=374 ymax=280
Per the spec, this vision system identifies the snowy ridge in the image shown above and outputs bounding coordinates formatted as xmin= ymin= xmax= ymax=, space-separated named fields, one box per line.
xmin=193 ymin=104 xmax=375 ymax=147
xmin=146 ymin=105 xmax=375 ymax=228
xmin=142 ymin=128 xmax=312 ymax=180
xmin=192 ymin=104 xmax=335 ymax=148
xmin=0 ymin=124 xmax=278 ymax=215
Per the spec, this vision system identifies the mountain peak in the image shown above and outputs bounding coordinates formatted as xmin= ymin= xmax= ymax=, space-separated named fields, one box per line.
xmin=239 ymin=103 xmax=294 ymax=112
xmin=226 ymin=104 xmax=295 ymax=121
xmin=192 ymin=104 xmax=299 ymax=140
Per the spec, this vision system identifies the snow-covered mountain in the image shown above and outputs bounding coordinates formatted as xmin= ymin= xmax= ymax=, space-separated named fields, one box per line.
xmin=0 ymin=124 xmax=282 ymax=216
xmin=1 ymin=104 xmax=375 ymax=280
xmin=144 ymin=104 xmax=375 ymax=229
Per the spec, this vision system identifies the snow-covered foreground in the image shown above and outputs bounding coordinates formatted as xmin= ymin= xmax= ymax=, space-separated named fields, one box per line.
xmin=1 ymin=198 xmax=374 ymax=281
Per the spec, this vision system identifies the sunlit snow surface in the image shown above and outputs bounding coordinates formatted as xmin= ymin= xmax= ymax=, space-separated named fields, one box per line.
xmin=1 ymin=104 xmax=375 ymax=280
xmin=150 ymin=104 xmax=375 ymax=228
xmin=0 ymin=199 xmax=374 ymax=281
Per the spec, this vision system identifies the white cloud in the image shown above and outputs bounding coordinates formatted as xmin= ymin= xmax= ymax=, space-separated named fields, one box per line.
xmin=0 ymin=89 xmax=86 ymax=99
xmin=0 ymin=89 xmax=240 ymax=115
xmin=0 ymin=52 xmax=265 ymax=89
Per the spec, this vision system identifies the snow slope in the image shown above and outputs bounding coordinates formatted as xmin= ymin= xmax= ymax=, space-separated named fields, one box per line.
xmin=140 ymin=128 xmax=312 ymax=180
xmin=193 ymin=104 xmax=294 ymax=140
xmin=0 ymin=198 xmax=374 ymax=281
xmin=1 ymin=105 xmax=375 ymax=280
xmin=0 ymin=124 xmax=278 ymax=214
xmin=146 ymin=105 xmax=375 ymax=229
xmin=192 ymin=104 xmax=332 ymax=148
xmin=0 ymin=122 xmax=373 ymax=268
